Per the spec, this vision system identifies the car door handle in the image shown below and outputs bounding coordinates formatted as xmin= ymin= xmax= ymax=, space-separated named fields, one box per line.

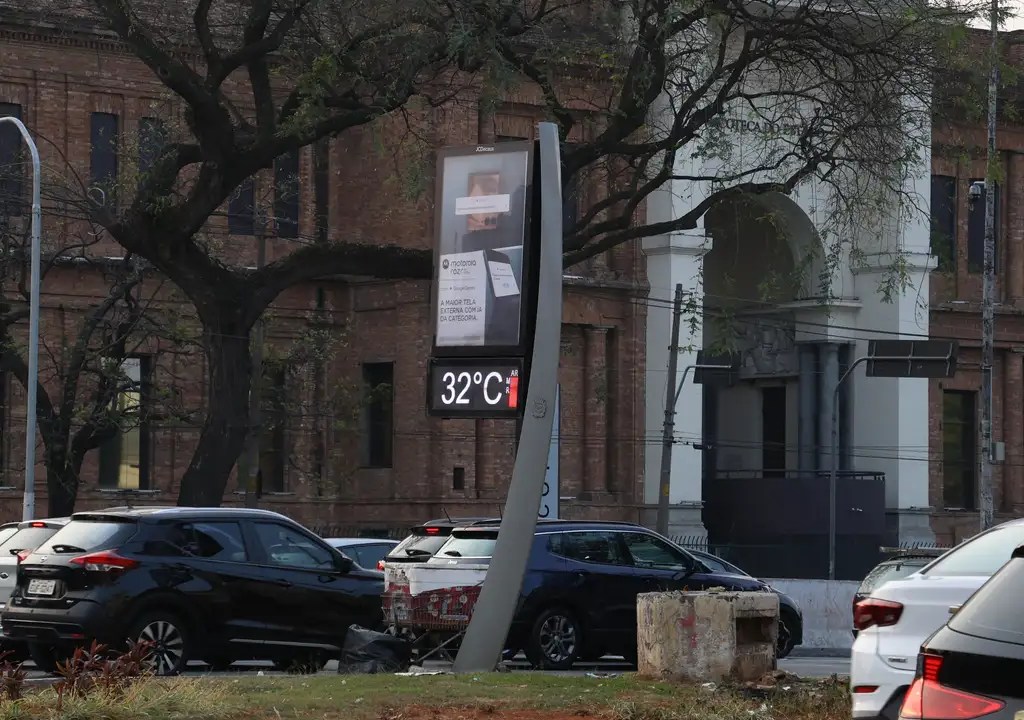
xmin=0 ymin=573 xmax=8 ymax=580
xmin=275 ymin=579 xmax=293 ymax=588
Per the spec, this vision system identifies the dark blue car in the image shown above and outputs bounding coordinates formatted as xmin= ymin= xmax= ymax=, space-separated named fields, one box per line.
xmin=428 ymin=519 xmax=787 ymax=670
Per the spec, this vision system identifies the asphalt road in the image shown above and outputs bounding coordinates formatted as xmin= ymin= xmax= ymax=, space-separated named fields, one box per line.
xmin=21 ymin=654 xmax=850 ymax=682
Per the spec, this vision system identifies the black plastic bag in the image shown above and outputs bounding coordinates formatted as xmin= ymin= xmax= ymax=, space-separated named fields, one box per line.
xmin=338 ymin=625 xmax=412 ymax=674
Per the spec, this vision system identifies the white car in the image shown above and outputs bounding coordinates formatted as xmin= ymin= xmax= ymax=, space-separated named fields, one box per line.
xmin=850 ymin=519 xmax=1024 ymax=720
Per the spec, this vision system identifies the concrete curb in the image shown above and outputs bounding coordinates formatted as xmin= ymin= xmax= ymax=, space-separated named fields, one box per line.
xmin=789 ymin=647 xmax=851 ymax=658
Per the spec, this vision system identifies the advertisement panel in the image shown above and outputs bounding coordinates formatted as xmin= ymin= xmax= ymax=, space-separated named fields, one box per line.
xmin=432 ymin=143 xmax=532 ymax=355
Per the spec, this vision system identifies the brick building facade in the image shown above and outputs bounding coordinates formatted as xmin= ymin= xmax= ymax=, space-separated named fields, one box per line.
xmin=0 ymin=13 xmax=649 ymax=531
xmin=930 ymin=29 xmax=1024 ymax=543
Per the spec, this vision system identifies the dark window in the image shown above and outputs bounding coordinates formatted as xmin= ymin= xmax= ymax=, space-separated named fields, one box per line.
xmin=362 ymin=362 xmax=394 ymax=468
xmin=274 ymin=150 xmax=300 ymax=239
xmin=0 ymin=103 xmax=24 ymax=217
xmin=35 ymin=519 xmax=138 ymax=554
xmin=761 ymin=386 xmax=787 ymax=477
xmin=90 ymin=112 xmax=119 ymax=209
xmin=137 ymin=117 xmax=168 ymax=182
xmin=99 ymin=357 xmax=151 ymax=490
xmin=551 ymin=531 xmax=627 ymax=565
xmin=174 ymin=522 xmax=247 ymax=562
xmin=313 ymin=138 xmax=329 ymax=243
xmin=452 ymin=466 xmax=465 ymax=490
xmin=930 ymin=175 xmax=956 ymax=270
xmin=967 ymin=178 xmax=999 ymax=273
xmin=948 ymin=556 xmax=1024 ymax=644
xmin=259 ymin=367 xmax=287 ymax=493
xmin=228 ymin=176 xmax=255 ymax=235
xmin=252 ymin=522 xmax=335 ymax=569
xmin=621 ymin=532 xmax=692 ymax=570
xmin=923 ymin=524 xmax=1024 ymax=577
xmin=562 ymin=143 xmax=579 ymax=236
xmin=942 ymin=390 xmax=976 ymax=509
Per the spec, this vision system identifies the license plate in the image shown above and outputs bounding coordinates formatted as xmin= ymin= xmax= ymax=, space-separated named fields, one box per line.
xmin=26 ymin=579 xmax=56 ymax=596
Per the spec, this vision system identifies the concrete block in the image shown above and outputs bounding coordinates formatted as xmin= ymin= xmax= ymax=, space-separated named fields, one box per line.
xmin=636 ymin=590 xmax=779 ymax=683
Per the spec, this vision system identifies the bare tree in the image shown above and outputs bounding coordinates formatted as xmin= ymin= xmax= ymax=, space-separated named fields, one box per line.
xmin=3 ymin=0 xmax=983 ymax=505
xmin=0 ymin=136 xmax=193 ymax=516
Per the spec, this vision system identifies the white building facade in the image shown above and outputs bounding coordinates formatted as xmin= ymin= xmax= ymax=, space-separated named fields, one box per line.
xmin=641 ymin=65 xmax=937 ymax=549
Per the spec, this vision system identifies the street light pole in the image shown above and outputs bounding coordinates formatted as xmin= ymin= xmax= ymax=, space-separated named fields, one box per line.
xmin=978 ymin=0 xmax=999 ymax=532
xmin=0 ymin=116 xmax=41 ymax=521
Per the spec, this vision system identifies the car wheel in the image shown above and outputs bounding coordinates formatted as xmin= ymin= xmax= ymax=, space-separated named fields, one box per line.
xmin=525 ymin=607 xmax=581 ymax=671
xmin=131 ymin=612 xmax=191 ymax=676
xmin=776 ymin=613 xmax=797 ymax=659
xmin=28 ymin=643 xmax=67 ymax=675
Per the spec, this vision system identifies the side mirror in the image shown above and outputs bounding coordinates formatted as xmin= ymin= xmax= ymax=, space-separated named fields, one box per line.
xmin=335 ymin=555 xmax=354 ymax=573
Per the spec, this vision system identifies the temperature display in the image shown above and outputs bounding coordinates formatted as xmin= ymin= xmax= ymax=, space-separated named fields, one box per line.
xmin=428 ymin=358 xmax=524 ymax=418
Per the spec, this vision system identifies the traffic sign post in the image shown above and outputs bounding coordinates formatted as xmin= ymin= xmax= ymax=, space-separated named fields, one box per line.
xmin=433 ymin=124 xmax=562 ymax=672
xmin=827 ymin=340 xmax=958 ymax=579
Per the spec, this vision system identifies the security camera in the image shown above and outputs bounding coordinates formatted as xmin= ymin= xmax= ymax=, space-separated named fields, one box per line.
xmin=969 ymin=181 xmax=985 ymax=202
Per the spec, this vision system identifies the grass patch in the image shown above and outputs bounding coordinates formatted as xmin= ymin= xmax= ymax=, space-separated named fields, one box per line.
xmin=214 ymin=672 xmax=850 ymax=720
xmin=0 ymin=678 xmax=238 ymax=720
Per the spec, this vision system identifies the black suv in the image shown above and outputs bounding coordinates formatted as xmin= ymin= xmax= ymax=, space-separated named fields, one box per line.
xmin=1 ymin=507 xmax=384 ymax=675
xmin=427 ymin=520 xmax=778 ymax=669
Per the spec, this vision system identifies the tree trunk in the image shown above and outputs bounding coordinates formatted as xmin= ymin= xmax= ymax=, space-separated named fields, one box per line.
xmin=44 ymin=437 xmax=78 ymax=518
xmin=177 ymin=324 xmax=253 ymax=506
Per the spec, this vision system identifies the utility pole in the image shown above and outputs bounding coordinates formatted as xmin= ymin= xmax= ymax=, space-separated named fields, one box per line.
xmin=241 ymin=218 xmax=266 ymax=509
xmin=979 ymin=0 xmax=998 ymax=532
xmin=656 ymin=283 xmax=684 ymax=536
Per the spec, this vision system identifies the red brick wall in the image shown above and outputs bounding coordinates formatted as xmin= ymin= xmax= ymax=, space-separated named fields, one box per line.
xmin=0 ymin=22 xmax=647 ymax=532
xmin=931 ymin=107 xmax=1024 ymax=537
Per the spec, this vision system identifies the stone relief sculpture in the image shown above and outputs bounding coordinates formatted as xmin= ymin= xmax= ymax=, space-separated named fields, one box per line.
xmin=736 ymin=319 xmax=798 ymax=378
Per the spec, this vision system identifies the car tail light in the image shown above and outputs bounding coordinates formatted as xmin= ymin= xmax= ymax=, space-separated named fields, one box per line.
xmin=900 ymin=654 xmax=1005 ymax=719
xmin=69 ymin=551 xmax=139 ymax=572
xmin=854 ymin=598 xmax=904 ymax=631
xmin=377 ymin=560 xmax=385 ymax=570
xmin=29 ymin=522 xmax=45 ymax=528
xmin=15 ymin=551 xmax=29 ymax=564
xmin=425 ymin=527 xmax=440 ymax=535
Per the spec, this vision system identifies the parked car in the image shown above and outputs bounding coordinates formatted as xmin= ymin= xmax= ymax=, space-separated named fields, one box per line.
xmin=424 ymin=520 xmax=778 ymax=670
xmin=688 ymin=548 xmax=803 ymax=658
xmin=0 ymin=518 xmax=70 ymax=659
xmin=325 ymin=538 xmax=400 ymax=571
xmin=851 ymin=519 xmax=1024 ymax=720
xmin=0 ymin=523 xmax=19 ymax=551
xmin=1 ymin=506 xmax=384 ymax=676
xmin=897 ymin=543 xmax=1024 ymax=720
xmin=383 ymin=518 xmax=494 ymax=567
xmin=852 ymin=549 xmax=945 ymax=638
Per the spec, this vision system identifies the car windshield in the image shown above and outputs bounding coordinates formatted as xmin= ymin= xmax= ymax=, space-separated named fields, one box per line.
xmin=948 ymin=555 xmax=1024 ymax=646
xmin=437 ymin=534 xmax=498 ymax=558
xmin=35 ymin=518 xmax=138 ymax=554
xmin=0 ymin=527 xmax=59 ymax=554
xmin=859 ymin=559 xmax=929 ymax=594
xmin=922 ymin=524 xmax=1024 ymax=577
xmin=389 ymin=533 xmax=449 ymax=559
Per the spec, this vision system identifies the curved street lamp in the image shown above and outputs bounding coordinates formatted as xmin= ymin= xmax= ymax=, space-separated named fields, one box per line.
xmin=0 ymin=116 xmax=42 ymax=521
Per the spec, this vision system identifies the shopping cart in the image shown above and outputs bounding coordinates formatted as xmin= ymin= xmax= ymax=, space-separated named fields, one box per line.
xmin=382 ymin=563 xmax=487 ymax=663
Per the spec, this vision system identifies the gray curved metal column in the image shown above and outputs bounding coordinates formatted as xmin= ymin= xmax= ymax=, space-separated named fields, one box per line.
xmin=452 ymin=122 xmax=563 ymax=672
